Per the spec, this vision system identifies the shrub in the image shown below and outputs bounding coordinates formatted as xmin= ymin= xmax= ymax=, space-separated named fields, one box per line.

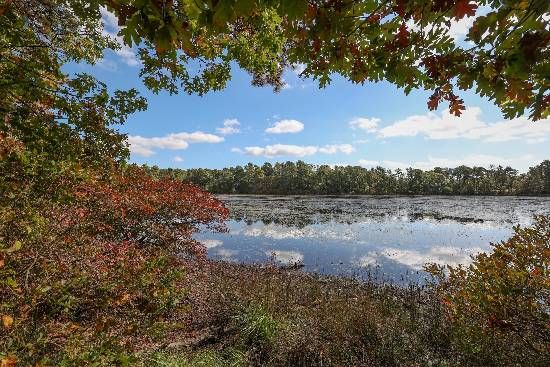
xmin=0 ymin=165 xmax=228 ymax=365
xmin=427 ymin=215 xmax=550 ymax=365
xmin=235 ymin=305 xmax=279 ymax=347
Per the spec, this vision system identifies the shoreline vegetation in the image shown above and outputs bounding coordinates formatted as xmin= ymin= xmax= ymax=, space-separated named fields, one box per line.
xmin=146 ymin=217 xmax=550 ymax=367
xmin=143 ymin=160 xmax=550 ymax=196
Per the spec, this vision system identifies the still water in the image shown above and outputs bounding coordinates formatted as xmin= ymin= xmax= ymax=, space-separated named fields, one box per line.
xmin=195 ymin=195 xmax=550 ymax=282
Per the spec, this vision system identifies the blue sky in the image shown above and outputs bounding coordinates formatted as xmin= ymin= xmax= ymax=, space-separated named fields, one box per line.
xmin=70 ymin=10 xmax=549 ymax=172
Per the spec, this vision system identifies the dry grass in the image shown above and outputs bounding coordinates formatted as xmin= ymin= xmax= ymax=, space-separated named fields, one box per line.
xmin=148 ymin=260 xmax=484 ymax=367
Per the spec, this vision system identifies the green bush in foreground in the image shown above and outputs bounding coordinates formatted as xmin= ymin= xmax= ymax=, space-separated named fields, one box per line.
xmin=235 ymin=306 xmax=279 ymax=348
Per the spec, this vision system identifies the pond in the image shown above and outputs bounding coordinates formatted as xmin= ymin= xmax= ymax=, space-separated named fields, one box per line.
xmin=195 ymin=195 xmax=550 ymax=283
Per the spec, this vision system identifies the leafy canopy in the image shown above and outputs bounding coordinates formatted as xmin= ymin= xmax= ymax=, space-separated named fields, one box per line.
xmin=104 ymin=0 xmax=550 ymax=120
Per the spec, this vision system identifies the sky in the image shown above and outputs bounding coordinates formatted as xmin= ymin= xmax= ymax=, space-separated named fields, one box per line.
xmin=67 ymin=9 xmax=549 ymax=172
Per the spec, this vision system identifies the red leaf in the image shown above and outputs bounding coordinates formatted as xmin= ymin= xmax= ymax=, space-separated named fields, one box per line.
xmin=394 ymin=0 xmax=408 ymax=17
xmin=397 ymin=24 xmax=410 ymax=47
xmin=449 ymin=98 xmax=465 ymax=116
xmin=454 ymin=0 xmax=477 ymax=20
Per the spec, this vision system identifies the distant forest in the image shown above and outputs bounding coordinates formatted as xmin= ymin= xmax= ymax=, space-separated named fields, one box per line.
xmin=143 ymin=160 xmax=550 ymax=196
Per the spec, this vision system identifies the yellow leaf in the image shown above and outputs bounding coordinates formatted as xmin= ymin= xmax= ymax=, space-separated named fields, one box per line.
xmin=518 ymin=0 xmax=530 ymax=10
xmin=2 ymin=314 xmax=14 ymax=329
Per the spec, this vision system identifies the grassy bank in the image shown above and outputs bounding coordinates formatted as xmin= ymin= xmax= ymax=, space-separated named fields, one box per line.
xmin=150 ymin=261 xmax=450 ymax=366
xmin=135 ymin=252 xmax=546 ymax=367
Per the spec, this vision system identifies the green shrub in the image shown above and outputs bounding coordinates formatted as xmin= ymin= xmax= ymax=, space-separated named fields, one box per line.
xmin=235 ymin=305 xmax=279 ymax=347
xmin=427 ymin=215 xmax=550 ymax=365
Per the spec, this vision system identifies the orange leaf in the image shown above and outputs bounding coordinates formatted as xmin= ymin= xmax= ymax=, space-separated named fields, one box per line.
xmin=0 ymin=355 xmax=17 ymax=367
xmin=2 ymin=314 xmax=14 ymax=329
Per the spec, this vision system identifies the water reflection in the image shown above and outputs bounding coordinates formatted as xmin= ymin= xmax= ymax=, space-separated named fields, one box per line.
xmin=266 ymin=250 xmax=304 ymax=265
xmin=194 ymin=196 xmax=550 ymax=282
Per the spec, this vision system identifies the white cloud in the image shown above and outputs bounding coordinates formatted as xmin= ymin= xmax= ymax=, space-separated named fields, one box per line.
xmin=319 ymin=144 xmax=355 ymax=154
xmin=357 ymin=154 xmax=539 ymax=171
xmin=128 ymin=131 xmax=224 ymax=157
xmin=265 ymin=119 xmax=304 ymax=134
xmin=240 ymin=144 xmax=318 ymax=158
xmin=235 ymin=144 xmax=355 ymax=158
xmin=100 ymin=7 xmax=139 ymax=67
xmin=173 ymin=155 xmax=184 ymax=162
xmin=216 ymin=118 xmax=240 ymax=135
xmin=447 ymin=16 xmax=476 ymax=41
xmin=378 ymin=107 xmax=550 ymax=143
xmin=358 ymin=160 xmax=381 ymax=167
xmin=349 ymin=117 xmax=380 ymax=132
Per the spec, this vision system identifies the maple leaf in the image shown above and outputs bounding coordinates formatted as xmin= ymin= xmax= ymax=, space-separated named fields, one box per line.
xmin=454 ymin=0 xmax=477 ymax=20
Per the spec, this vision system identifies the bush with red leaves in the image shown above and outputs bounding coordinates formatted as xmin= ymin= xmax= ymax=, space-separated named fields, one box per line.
xmin=1 ymin=166 xmax=229 ymax=365
xmin=70 ymin=166 xmax=229 ymax=257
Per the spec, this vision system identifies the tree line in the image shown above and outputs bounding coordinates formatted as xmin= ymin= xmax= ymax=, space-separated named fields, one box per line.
xmin=145 ymin=160 xmax=550 ymax=196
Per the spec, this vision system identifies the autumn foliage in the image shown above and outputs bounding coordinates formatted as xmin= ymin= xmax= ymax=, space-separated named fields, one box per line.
xmin=1 ymin=0 xmax=549 ymax=365
xmin=427 ymin=215 xmax=550 ymax=363
xmin=70 ymin=167 xmax=228 ymax=258
xmin=0 ymin=166 xmax=228 ymax=365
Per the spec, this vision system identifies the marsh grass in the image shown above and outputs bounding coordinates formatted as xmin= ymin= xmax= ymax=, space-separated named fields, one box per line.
xmin=161 ymin=263 xmax=469 ymax=366
xmin=159 ymin=236 xmax=548 ymax=367
xmin=148 ymin=349 xmax=246 ymax=367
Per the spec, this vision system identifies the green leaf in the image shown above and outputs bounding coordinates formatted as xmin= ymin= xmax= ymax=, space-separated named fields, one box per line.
xmin=280 ymin=0 xmax=307 ymax=20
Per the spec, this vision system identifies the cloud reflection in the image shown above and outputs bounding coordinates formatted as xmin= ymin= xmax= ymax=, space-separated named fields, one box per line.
xmin=266 ymin=250 xmax=304 ymax=265
xmin=201 ymin=239 xmax=223 ymax=248
xmin=215 ymin=248 xmax=238 ymax=262
xmin=381 ymin=246 xmax=483 ymax=270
